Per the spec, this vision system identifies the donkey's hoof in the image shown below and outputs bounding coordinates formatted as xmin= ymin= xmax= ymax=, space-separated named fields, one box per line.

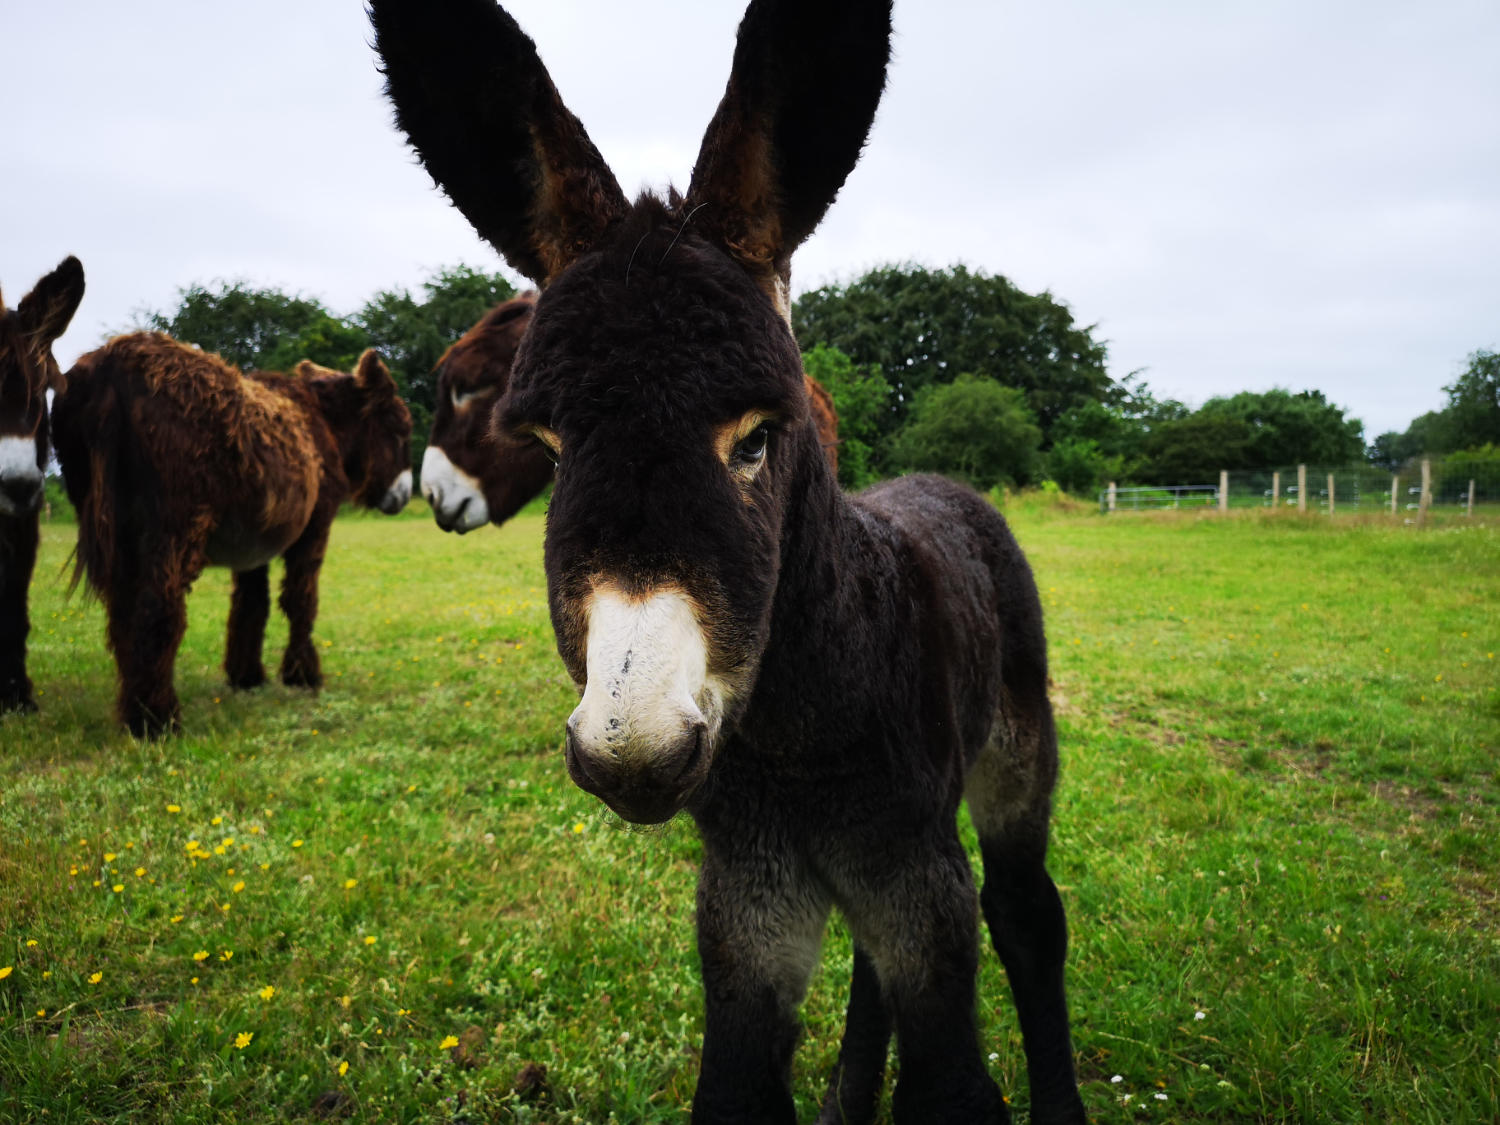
xmin=0 ymin=694 xmax=39 ymax=715
xmin=124 ymin=706 xmax=181 ymax=740
xmin=227 ymin=666 xmax=267 ymax=690
xmin=281 ymin=667 xmax=323 ymax=690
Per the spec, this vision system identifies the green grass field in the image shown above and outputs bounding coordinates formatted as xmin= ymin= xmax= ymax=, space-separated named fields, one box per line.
xmin=3 ymin=501 xmax=1497 ymax=1123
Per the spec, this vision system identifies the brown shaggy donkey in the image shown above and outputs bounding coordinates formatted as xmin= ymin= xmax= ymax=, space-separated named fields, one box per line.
xmin=1 ymin=257 xmax=85 ymax=712
xmin=53 ymin=334 xmax=413 ymax=736
xmin=422 ymin=293 xmax=842 ymax=532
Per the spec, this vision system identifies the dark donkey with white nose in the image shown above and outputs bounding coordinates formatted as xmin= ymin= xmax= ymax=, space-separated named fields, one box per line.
xmin=1 ymin=257 xmax=85 ymax=713
xmin=373 ymin=1 xmax=1086 ymax=1121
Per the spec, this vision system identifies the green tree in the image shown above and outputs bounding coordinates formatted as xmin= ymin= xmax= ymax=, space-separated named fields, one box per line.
xmin=356 ymin=265 xmax=518 ymax=416
xmin=887 ymin=373 xmax=1042 ymax=489
xmin=1197 ymin=389 xmax=1364 ymax=468
xmin=1141 ymin=414 xmax=1255 ymax=482
xmin=792 ymin=264 xmax=1112 ymax=443
xmin=1440 ymin=349 xmax=1500 ymax=450
xmin=136 ymin=281 xmax=351 ymax=371
xmin=800 ymin=344 xmax=892 ymax=490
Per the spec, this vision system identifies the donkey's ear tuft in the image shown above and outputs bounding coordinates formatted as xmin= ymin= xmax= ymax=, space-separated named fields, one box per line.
xmin=370 ymin=0 xmax=629 ymax=285
xmin=18 ymin=255 xmax=86 ymax=350
xmin=685 ymin=0 xmax=892 ymax=311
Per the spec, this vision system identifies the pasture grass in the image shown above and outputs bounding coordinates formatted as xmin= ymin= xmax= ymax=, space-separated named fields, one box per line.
xmin=2 ymin=502 xmax=1496 ymax=1123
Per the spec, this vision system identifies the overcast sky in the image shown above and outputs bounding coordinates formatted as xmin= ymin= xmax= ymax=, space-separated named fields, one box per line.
xmin=5 ymin=0 xmax=1497 ymax=438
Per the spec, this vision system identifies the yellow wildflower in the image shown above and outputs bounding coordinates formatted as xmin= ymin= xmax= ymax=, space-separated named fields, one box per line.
xmin=338 ymin=1060 xmax=349 ymax=1077
xmin=439 ymin=1035 xmax=459 ymax=1050
xmin=344 ymin=878 xmax=358 ymax=890
xmin=234 ymin=1031 xmax=253 ymax=1049
xmin=259 ymin=985 xmax=275 ymax=1001
xmin=88 ymin=971 xmax=102 ymax=984
xmin=193 ymin=950 xmax=209 ymax=962
xmin=167 ymin=804 xmax=181 ymax=814
xmin=232 ymin=881 xmax=246 ymax=894
xmin=0 ymin=966 xmax=12 ymax=980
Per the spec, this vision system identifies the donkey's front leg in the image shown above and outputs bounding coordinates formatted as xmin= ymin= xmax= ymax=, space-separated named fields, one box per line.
xmin=0 ymin=514 xmax=40 ymax=712
xmin=692 ymin=842 xmax=830 ymax=1125
xmin=278 ymin=522 xmax=330 ymax=689
xmin=850 ymin=834 xmax=1009 ymax=1125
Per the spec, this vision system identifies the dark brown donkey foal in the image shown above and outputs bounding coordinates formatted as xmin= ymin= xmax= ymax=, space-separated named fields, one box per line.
xmin=422 ymin=294 xmax=842 ymax=533
xmin=1 ymin=257 xmax=85 ymax=712
xmin=53 ymin=335 xmax=412 ymax=736
xmin=374 ymin=0 xmax=1086 ymax=1121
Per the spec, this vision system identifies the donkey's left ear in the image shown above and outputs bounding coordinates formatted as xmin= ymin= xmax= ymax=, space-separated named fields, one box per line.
xmin=684 ymin=0 xmax=892 ymax=314
xmin=18 ymin=256 xmax=85 ymax=355
xmin=355 ymin=348 xmax=395 ymax=391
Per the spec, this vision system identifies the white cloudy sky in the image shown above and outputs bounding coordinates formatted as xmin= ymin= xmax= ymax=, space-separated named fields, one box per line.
xmin=5 ymin=0 xmax=1497 ymax=438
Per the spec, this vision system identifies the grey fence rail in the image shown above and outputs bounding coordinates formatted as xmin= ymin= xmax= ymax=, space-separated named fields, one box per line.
xmin=1100 ymin=459 xmax=1500 ymax=517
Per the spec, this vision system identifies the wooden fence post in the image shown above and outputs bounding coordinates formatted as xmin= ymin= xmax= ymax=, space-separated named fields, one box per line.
xmin=1419 ymin=459 xmax=1431 ymax=527
xmin=1391 ymin=474 xmax=1398 ymax=516
xmin=1219 ymin=470 xmax=1229 ymax=514
xmin=1327 ymin=473 xmax=1336 ymax=516
xmin=1272 ymin=470 xmax=1280 ymax=507
xmin=1298 ymin=464 xmax=1307 ymax=512
xmin=1468 ymin=478 xmax=1476 ymax=518
xmin=1107 ymin=481 xmax=1117 ymax=513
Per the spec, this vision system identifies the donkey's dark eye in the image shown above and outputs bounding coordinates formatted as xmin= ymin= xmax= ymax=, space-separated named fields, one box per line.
xmin=533 ymin=434 xmax=560 ymax=466
xmin=731 ymin=424 xmax=770 ymax=469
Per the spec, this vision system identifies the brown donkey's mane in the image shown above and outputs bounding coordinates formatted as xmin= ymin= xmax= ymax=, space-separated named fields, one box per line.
xmin=52 ymin=332 xmax=412 ymax=736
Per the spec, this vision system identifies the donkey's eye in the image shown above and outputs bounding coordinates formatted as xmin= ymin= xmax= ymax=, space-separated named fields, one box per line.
xmin=730 ymin=424 xmax=770 ymax=469
xmin=534 ymin=436 xmax=559 ymax=466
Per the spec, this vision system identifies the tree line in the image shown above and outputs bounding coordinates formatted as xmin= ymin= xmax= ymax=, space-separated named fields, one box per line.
xmin=132 ymin=263 xmax=1496 ymax=495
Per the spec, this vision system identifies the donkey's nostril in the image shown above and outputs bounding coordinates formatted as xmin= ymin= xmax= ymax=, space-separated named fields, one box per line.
xmin=0 ymin=476 xmax=43 ymax=512
xmin=669 ymin=723 xmax=708 ymax=786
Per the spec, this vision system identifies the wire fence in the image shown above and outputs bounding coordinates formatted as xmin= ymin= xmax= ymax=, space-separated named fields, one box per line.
xmin=1100 ymin=459 xmax=1500 ymax=519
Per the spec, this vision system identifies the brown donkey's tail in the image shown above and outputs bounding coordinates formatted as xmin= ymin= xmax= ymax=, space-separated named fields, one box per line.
xmin=51 ymin=354 xmax=122 ymax=600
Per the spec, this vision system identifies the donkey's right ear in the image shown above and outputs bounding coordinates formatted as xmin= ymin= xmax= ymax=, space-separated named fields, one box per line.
xmin=18 ymin=255 xmax=85 ymax=353
xmin=370 ymin=0 xmax=628 ymax=286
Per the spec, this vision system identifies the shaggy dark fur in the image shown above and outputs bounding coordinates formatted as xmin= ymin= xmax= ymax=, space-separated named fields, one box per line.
xmin=52 ymin=335 xmax=412 ymax=737
xmin=424 ymin=295 xmax=841 ymax=534
xmin=374 ymin=0 xmax=1085 ymax=1121
xmin=0 ymin=257 xmax=84 ymax=713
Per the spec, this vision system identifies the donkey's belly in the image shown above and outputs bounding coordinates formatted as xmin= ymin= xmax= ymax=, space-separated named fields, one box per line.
xmin=205 ymin=520 xmax=302 ymax=572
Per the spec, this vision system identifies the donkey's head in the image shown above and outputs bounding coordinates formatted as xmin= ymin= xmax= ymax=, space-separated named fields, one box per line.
xmin=300 ymin=350 xmax=414 ymax=514
xmin=422 ymin=293 xmax=549 ymax=532
xmin=0 ymin=257 xmax=84 ymax=518
xmin=374 ymin=0 xmax=891 ymax=823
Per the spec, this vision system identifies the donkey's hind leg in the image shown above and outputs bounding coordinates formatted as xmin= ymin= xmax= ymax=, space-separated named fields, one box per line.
xmin=225 ymin=566 xmax=271 ymax=689
xmin=816 ymin=945 xmax=892 ymax=1125
xmin=968 ymin=705 xmax=1086 ymax=1124
xmin=278 ymin=521 xmax=330 ymax=689
xmin=118 ymin=532 xmax=204 ymax=738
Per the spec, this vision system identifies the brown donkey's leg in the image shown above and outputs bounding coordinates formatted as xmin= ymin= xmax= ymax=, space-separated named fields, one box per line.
xmin=119 ymin=533 xmax=203 ymax=738
xmin=0 ymin=513 xmax=41 ymax=712
xmin=225 ymin=566 xmax=271 ymax=689
xmin=278 ymin=521 xmax=330 ymax=689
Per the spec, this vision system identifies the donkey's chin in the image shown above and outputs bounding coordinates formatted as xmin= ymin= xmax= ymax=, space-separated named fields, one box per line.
xmin=564 ymin=727 xmax=713 ymax=825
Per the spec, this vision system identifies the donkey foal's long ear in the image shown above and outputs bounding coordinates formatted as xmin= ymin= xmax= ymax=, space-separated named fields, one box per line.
xmin=685 ymin=0 xmax=892 ymax=310
xmin=19 ymin=255 xmax=86 ymax=351
xmin=370 ymin=0 xmax=629 ymax=285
